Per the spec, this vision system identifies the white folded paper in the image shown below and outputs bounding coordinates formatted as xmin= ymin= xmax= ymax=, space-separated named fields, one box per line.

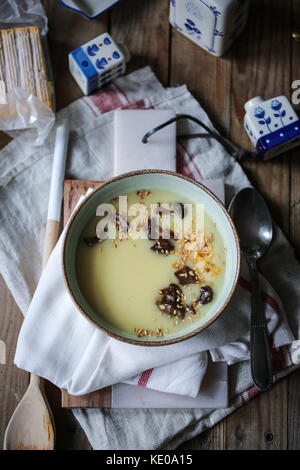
xmin=112 ymin=361 xmax=228 ymax=408
xmin=114 ymin=109 xmax=176 ymax=176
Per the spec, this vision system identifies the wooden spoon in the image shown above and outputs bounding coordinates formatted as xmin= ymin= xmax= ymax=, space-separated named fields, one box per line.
xmin=3 ymin=123 xmax=69 ymax=450
xmin=3 ymin=374 xmax=55 ymax=450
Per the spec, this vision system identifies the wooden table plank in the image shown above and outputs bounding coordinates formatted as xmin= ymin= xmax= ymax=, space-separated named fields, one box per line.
xmin=288 ymin=0 xmax=300 ymax=451
xmin=0 ymin=277 xmax=29 ymax=449
xmin=42 ymin=0 xmax=109 ymax=110
xmin=170 ymin=28 xmax=232 ymax=136
xmin=111 ymin=0 xmax=170 ymax=86
xmin=224 ymin=0 xmax=291 ymax=450
xmin=225 ymin=381 xmax=288 ymax=450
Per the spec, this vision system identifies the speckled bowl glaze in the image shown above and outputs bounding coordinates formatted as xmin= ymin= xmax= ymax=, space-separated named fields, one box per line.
xmin=62 ymin=170 xmax=241 ymax=346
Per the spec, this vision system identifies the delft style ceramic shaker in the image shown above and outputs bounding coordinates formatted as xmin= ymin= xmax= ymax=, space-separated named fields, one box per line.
xmin=169 ymin=0 xmax=249 ymax=57
xmin=69 ymin=32 xmax=130 ymax=95
xmin=244 ymin=96 xmax=300 ymax=160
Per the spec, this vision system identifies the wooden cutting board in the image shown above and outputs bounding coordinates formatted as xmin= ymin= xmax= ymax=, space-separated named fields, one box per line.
xmin=61 ymin=179 xmax=112 ymax=408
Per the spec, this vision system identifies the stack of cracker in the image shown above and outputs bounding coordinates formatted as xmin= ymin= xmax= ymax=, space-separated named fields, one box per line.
xmin=0 ymin=26 xmax=53 ymax=109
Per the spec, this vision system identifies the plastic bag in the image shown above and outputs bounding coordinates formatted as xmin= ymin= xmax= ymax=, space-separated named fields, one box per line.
xmin=0 ymin=0 xmax=48 ymax=35
xmin=0 ymin=0 xmax=54 ymax=145
xmin=0 ymin=87 xmax=55 ymax=146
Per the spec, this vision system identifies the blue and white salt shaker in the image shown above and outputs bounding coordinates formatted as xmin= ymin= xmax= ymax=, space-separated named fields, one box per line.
xmin=169 ymin=0 xmax=249 ymax=57
xmin=69 ymin=32 xmax=130 ymax=95
xmin=244 ymin=96 xmax=300 ymax=160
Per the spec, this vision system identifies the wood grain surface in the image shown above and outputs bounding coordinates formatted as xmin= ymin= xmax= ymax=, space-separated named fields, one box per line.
xmin=0 ymin=0 xmax=300 ymax=450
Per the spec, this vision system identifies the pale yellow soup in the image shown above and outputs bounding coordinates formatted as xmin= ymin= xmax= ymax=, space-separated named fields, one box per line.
xmin=76 ymin=189 xmax=226 ymax=339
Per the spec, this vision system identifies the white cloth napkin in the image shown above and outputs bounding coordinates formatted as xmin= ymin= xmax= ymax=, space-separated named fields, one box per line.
xmin=14 ymin=187 xmax=293 ymax=397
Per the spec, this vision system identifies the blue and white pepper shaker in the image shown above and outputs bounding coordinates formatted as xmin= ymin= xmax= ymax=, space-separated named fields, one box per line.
xmin=169 ymin=0 xmax=249 ymax=57
xmin=69 ymin=32 xmax=130 ymax=95
xmin=244 ymin=96 xmax=300 ymax=160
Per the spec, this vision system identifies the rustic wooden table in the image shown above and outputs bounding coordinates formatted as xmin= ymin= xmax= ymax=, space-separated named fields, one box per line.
xmin=1 ymin=0 xmax=300 ymax=450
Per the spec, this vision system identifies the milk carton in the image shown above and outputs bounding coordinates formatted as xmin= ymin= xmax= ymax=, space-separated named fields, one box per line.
xmin=244 ymin=96 xmax=300 ymax=160
xmin=69 ymin=32 xmax=129 ymax=95
xmin=169 ymin=0 xmax=249 ymax=57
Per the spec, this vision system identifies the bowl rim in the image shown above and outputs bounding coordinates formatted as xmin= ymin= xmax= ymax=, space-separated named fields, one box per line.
xmin=62 ymin=169 xmax=241 ymax=346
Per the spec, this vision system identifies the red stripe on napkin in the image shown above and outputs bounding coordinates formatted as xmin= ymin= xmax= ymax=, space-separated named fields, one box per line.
xmin=113 ymin=81 xmax=130 ymax=104
xmin=239 ymin=343 xmax=291 ymax=404
xmin=178 ymin=141 xmax=203 ymax=179
xmin=241 ymin=392 xmax=246 ymax=404
xmin=82 ymin=97 xmax=98 ymax=117
xmin=177 ymin=148 xmax=194 ymax=177
xmin=238 ymin=276 xmax=283 ymax=350
xmin=247 ymin=385 xmax=261 ymax=399
xmin=89 ymin=88 xmax=124 ymax=114
xmin=238 ymin=276 xmax=281 ymax=318
xmin=138 ymin=368 xmax=154 ymax=387
xmin=122 ymin=99 xmax=147 ymax=110
xmin=147 ymin=97 xmax=154 ymax=108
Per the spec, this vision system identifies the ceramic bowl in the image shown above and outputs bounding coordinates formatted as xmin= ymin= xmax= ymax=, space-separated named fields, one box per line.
xmin=62 ymin=170 xmax=241 ymax=346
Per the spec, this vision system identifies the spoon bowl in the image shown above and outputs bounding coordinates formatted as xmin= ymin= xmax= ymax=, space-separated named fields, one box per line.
xmin=229 ymin=187 xmax=273 ymax=261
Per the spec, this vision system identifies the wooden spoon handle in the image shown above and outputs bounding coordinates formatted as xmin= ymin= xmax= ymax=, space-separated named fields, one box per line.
xmin=42 ymin=123 xmax=69 ymax=269
xmin=42 ymin=219 xmax=60 ymax=269
xmin=34 ymin=220 xmax=60 ymax=391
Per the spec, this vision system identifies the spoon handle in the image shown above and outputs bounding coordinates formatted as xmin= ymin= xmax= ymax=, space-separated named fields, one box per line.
xmin=248 ymin=261 xmax=273 ymax=391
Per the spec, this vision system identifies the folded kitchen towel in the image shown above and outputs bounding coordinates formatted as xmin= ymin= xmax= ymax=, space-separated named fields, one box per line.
xmin=14 ymin=184 xmax=293 ymax=398
xmin=1 ymin=67 xmax=300 ymax=449
xmin=14 ymin=191 xmax=208 ymax=398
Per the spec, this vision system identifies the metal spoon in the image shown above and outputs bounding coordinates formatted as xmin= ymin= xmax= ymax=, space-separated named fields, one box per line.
xmin=229 ymin=187 xmax=273 ymax=391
